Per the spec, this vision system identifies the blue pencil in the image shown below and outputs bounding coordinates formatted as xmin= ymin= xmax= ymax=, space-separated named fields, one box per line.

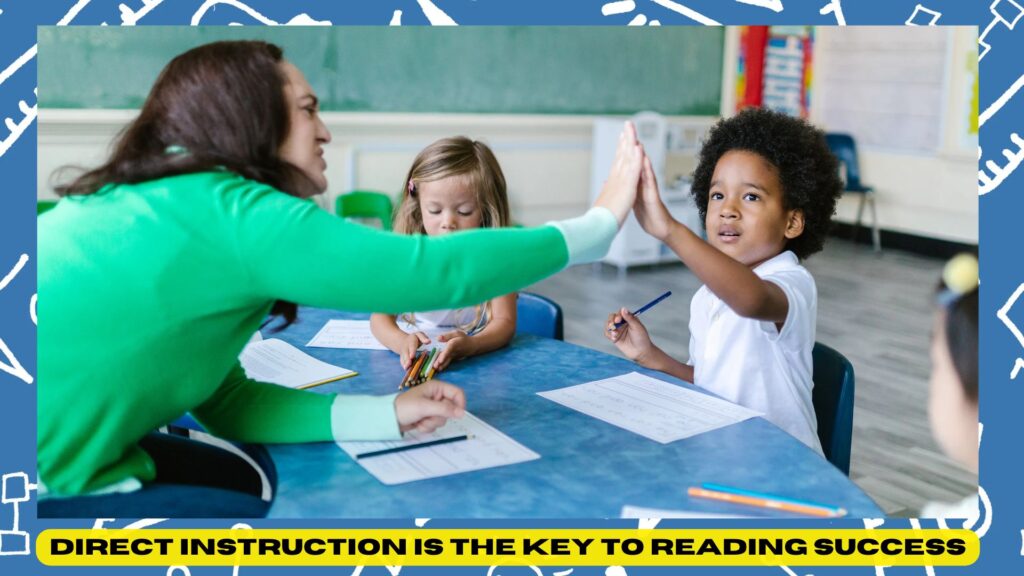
xmin=700 ymin=482 xmax=845 ymax=515
xmin=608 ymin=290 xmax=672 ymax=331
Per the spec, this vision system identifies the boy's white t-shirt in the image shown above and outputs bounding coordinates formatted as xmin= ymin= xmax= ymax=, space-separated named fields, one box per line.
xmin=688 ymin=250 xmax=823 ymax=455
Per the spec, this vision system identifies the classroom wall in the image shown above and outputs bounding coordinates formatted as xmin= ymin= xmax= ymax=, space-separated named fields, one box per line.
xmin=37 ymin=26 xmax=723 ymax=226
xmin=808 ymin=27 xmax=978 ymax=244
xmin=38 ymin=111 xmax=621 ymax=225
xmin=39 ymin=27 xmax=977 ymax=243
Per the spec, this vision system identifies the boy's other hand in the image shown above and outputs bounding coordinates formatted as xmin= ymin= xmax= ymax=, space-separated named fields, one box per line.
xmin=605 ymin=307 xmax=655 ymax=362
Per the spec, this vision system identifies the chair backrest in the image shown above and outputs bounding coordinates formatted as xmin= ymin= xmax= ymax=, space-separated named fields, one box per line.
xmin=335 ymin=191 xmax=394 ymax=231
xmin=37 ymin=200 xmax=58 ymax=215
xmin=811 ymin=342 xmax=856 ymax=475
xmin=516 ymin=292 xmax=564 ymax=341
xmin=824 ymin=133 xmax=866 ymax=192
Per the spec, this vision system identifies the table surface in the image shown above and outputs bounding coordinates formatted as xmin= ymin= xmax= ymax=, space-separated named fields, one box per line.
xmin=265 ymin=307 xmax=882 ymax=518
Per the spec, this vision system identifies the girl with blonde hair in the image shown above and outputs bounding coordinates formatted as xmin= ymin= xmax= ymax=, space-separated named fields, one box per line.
xmin=371 ymin=136 xmax=517 ymax=372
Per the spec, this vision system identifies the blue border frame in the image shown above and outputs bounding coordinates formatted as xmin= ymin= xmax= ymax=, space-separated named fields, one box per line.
xmin=2 ymin=1 xmax=1016 ymax=574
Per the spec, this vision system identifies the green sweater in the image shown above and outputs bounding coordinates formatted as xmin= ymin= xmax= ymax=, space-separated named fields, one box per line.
xmin=38 ymin=171 xmax=613 ymax=496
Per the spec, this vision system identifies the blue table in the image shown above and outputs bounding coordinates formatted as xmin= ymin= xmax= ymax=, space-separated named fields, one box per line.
xmin=265 ymin=307 xmax=882 ymax=518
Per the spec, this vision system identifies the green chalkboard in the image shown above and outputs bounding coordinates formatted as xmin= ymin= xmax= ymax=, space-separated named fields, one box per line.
xmin=39 ymin=26 xmax=723 ymax=115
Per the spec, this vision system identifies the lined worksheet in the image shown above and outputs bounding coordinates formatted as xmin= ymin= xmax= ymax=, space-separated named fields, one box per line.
xmin=338 ymin=412 xmax=539 ymax=485
xmin=240 ymin=338 xmax=356 ymax=389
xmin=537 ymin=372 xmax=761 ymax=443
xmin=306 ymin=319 xmax=388 ymax=350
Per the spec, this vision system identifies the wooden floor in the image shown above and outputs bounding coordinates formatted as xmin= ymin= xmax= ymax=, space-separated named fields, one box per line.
xmin=527 ymin=238 xmax=977 ymax=517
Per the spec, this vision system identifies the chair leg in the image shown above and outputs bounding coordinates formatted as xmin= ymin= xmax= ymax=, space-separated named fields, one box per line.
xmin=853 ymin=193 xmax=867 ymax=244
xmin=867 ymin=192 xmax=881 ymax=252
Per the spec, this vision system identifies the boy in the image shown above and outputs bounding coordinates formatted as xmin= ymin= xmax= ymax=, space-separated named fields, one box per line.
xmin=607 ymin=108 xmax=843 ymax=453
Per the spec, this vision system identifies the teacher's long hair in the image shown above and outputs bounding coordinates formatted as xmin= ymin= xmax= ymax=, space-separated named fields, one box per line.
xmin=54 ymin=40 xmax=318 ymax=328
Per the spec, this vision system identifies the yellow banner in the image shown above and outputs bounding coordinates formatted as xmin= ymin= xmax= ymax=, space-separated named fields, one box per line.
xmin=37 ymin=528 xmax=978 ymax=567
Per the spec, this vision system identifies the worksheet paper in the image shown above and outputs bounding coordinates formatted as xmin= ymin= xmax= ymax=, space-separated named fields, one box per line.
xmin=537 ymin=371 xmax=762 ymax=443
xmin=240 ymin=338 xmax=355 ymax=389
xmin=338 ymin=412 xmax=539 ymax=485
xmin=306 ymin=319 xmax=388 ymax=350
xmin=620 ymin=505 xmax=753 ymax=519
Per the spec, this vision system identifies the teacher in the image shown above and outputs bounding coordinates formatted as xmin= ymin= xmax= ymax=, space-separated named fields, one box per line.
xmin=37 ymin=40 xmax=644 ymax=516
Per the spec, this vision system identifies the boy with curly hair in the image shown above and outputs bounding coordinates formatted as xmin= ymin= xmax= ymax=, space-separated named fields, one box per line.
xmin=605 ymin=108 xmax=843 ymax=454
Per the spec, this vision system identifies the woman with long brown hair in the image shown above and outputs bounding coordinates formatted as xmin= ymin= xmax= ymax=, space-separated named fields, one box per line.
xmin=38 ymin=40 xmax=644 ymax=516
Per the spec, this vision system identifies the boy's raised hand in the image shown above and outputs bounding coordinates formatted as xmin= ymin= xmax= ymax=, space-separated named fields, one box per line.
xmin=594 ymin=121 xmax=644 ymax=226
xmin=634 ymin=154 xmax=676 ymax=241
xmin=394 ymin=379 xmax=466 ymax=434
xmin=605 ymin=307 xmax=655 ymax=362
xmin=400 ymin=331 xmax=431 ymax=369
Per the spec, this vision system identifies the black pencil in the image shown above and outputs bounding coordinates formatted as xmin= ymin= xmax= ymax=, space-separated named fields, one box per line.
xmin=354 ymin=434 xmax=473 ymax=459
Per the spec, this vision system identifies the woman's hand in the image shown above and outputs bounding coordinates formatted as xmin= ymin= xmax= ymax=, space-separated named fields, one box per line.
xmin=633 ymin=154 xmax=676 ymax=241
xmin=394 ymin=379 xmax=466 ymax=434
xmin=400 ymin=331 xmax=431 ymax=369
xmin=431 ymin=330 xmax=474 ymax=372
xmin=594 ymin=121 xmax=644 ymax=226
xmin=605 ymin=307 xmax=656 ymax=363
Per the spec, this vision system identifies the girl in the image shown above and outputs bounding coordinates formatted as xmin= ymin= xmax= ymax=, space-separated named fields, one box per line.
xmin=37 ymin=40 xmax=645 ymax=516
xmin=922 ymin=253 xmax=979 ymax=518
xmin=370 ymin=137 xmax=516 ymax=372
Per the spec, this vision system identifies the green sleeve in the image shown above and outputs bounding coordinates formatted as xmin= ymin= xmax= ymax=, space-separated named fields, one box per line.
xmin=226 ymin=180 xmax=570 ymax=314
xmin=192 ymin=361 xmax=335 ymax=443
xmin=192 ymin=362 xmax=405 ymax=443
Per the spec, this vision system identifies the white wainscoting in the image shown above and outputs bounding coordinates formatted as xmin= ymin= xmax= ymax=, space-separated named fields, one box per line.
xmin=40 ymin=108 xmax=976 ymax=242
xmin=39 ymin=110 xmax=632 ymax=226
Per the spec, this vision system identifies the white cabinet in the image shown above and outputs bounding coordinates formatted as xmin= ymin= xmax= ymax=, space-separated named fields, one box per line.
xmin=590 ymin=113 xmax=714 ymax=272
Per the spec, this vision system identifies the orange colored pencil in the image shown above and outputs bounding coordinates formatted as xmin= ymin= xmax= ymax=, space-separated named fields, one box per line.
xmin=687 ymin=486 xmax=847 ymax=518
xmin=400 ymin=351 xmax=426 ymax=389
xmin=409 ymin=348 xmax=438 ymax=387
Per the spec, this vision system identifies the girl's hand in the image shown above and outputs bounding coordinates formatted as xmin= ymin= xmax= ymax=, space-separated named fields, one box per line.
xmin=394 ymin=379 xmax=466 ymax=434
xmin=605 ymin=307 xmax=655 ymax=362
xmin=400 ymin=332 xmax=431 ymax=369
xmin=432 ymin=330 xmax=473 ymax=371
xmin=594 ymin=121 xmax=644 ymax=226
xmin=634 ymin=154 xmax=676 ymax=241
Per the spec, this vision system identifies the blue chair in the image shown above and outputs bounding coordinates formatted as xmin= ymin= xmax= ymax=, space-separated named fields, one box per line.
xmin=825 ymin=133 xmax=880 ymax=252
xmin=812 ymin=342 xmax=856 ymax=475
xmin=516 ymin=292 xmax=564 ymax=341
xmin=170 ymin=413 xmax=205 ymax=432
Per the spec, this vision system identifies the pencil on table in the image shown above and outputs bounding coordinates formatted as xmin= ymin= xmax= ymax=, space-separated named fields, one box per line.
xmin=354 ymin=434 xmax=474 ymax=459
xmin=687 ymin=486 xmax=846 ymax=518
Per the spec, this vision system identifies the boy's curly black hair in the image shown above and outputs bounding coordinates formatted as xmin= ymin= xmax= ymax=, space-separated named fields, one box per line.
xmin=691 ymin=107 xmax=843 ymax=260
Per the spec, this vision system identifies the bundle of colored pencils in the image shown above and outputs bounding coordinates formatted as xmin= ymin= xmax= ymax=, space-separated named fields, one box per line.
xmin=399 ymin=348 xmax=441 ymax=389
